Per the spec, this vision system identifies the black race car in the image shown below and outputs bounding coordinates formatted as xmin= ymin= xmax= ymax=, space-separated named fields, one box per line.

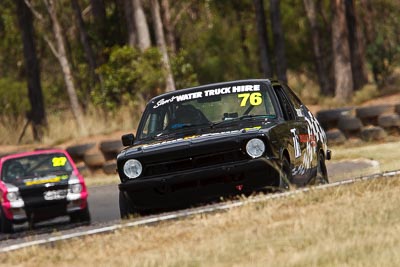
xmin=117 ymin=79 xmax=330 ymax=217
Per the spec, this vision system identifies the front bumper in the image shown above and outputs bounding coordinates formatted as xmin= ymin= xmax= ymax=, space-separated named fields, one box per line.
xmin=3 ymin=194 xmax=88 ymax=223
xmin=119 ymin=157 xmax=281 ymax=210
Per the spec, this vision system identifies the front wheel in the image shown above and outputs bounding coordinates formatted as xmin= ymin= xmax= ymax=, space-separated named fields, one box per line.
xmin=70 ymin=206 xmax=91 ymax=224
xmin=119 ymin=191 xmax=137 ymax=219
xmin=0 ymin=207 xmax=13 ymax=233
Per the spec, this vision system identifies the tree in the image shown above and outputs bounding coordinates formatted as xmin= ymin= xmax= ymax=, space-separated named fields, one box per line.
xmin=90 ymin=0 xmax=107 ymax=41
xmin=71 ymin=0 xmax=98 ymax=86
xmin=150 ymin=0 xmax=175 ymax=92
xmin=253 ymin=0 xmax=273 ymax=78
xmin=345 ymin=0 xmax=368 ymax=90
xmin=16 ymin=0 xmax=47 ymax=141
xmin=132 ymin=0 xmax=151 ymax=51
xmin=123 ymin=0 xmax=136 ymax=47
xmin=331 ymin=0 xmax=353 ymax=102
xmin=43 ymin=0 xmax=87 ymax=134
xmin=270 ymin=0 xmax=287 ymax=83
xmin=160 ymin=0 xmax=176 ymax=53
xmin=303 ymin=0 xmax=333 ymax=95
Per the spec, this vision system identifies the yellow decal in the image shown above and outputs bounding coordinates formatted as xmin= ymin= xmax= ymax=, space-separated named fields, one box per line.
xmin=184 ymin=135 xmax=200 ymax=140
xmin=244 ymin=126 xmax=261 ymax=131
xmin=52 ymin=157 xmax=67 ymax=167
xmin=25 ymin=176 xmax=61 ymax=186
xmin=60 ymin=174 xmax=69 ymax=180
xmin=238 ymin=92 xmax=263 ymax=107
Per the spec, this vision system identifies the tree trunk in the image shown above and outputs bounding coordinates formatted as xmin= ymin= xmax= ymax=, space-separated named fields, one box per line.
xmin=238 ymin=11 xmax=250 ymax=63
xmin=71 ymin=0 xmax=98 ymax=83
xmin=44 ymin=0 xmax=87 ymax=134
xmin=90 ymin=0 xmax=107 ymax=40
xmin=345 ymin=0 xmax=368 ymax=90
xmin=16 ymin=0 xmax=47 ymax=142
xmin=131 ymin=0 xmax=151 ymax=51
xmin=123 ymin=0 xmax=137 ymax=47
xmin=160 ymin=0 xmax=176 ymax=53
xmin=359 ymin=0 xmax=375 ymax=44
xmin=253 ymin=0 xmax=273 ymax=78
xmin=331 ymin=0 xmax=353 ymax=103
xmin=303 ymin=0 xmax=333 ymax=96
xmin=269 ymin=0 xmax=287 ymax=83
xmin=150 ymin=0 xmax=175 ymax=92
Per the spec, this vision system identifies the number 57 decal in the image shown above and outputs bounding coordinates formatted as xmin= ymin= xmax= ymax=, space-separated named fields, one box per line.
xmin=238 ymin=93 xmax=263 ymax=107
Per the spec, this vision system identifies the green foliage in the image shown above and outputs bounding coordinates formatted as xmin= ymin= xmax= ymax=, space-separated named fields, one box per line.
xmin=171 ymin=49 xmax=199 ymax=90
xmin=364 ymin=0 xmax=400 ymax=85
xmin=0 ymin=78 xmax=29 ymax=117
xmin=94 ymin=46 xmax=165 ymax=109
xmin=0 ymin=0 xmax=23 ymax=78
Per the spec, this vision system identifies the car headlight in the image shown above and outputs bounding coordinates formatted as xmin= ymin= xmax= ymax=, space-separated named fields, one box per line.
xmin=69 ymin=183 xmax=82 ymax=194
xmin=123 ymin=159 xmax=142 ymax=179
xmin=246 ymin=138 xmax=265 ymax=158
xmin=6 ymin=192 xmax=20 ymax=202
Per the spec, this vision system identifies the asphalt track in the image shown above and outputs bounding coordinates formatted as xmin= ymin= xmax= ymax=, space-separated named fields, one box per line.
xmin=0 ymin=159 xmax=391 ymax=252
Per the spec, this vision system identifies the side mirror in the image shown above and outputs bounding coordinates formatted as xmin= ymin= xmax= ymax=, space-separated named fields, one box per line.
xmin=121 ymin=133 xmax=135 ymax=146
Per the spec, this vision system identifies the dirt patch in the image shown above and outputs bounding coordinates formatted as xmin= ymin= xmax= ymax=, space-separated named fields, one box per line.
xmin=360 ymin=92 xmax=400 ymax=107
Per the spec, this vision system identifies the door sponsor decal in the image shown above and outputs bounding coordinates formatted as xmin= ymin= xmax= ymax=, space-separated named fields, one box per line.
xmin=290 ymin=128 xmax=301 ymax=158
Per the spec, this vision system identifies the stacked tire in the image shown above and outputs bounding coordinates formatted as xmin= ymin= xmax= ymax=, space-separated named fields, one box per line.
xmin=317 ymin=102 xmax=400 ymax=145
xmin=66 ymin=139 xmax=123 ymax=175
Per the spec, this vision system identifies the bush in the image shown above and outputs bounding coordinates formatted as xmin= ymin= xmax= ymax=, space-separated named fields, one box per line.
xmin=94 ymin=46 xmax=166 ymax=110
xmin=0 ymin=78 xmax=29 ymax=118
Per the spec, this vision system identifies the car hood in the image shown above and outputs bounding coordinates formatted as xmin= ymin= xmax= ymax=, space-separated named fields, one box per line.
xmin=119 ymin=121 xmax=278 ymax=163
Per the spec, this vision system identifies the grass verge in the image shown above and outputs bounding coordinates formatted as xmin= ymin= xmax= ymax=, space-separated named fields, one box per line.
xmin=330 ymin=140 xmax=400 ymax=173
xmin=1 ymin=176 xmax=400 ymax=266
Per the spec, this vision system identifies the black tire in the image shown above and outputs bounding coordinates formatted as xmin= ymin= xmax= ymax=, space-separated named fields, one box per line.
xmin=70 ymin=206 xmax=91 ymax=224
xmin=100 ymin=140 xmax=123 ymax=154
xmin=378 ymin=113 xmax=400 ymax=128
xmin=337 ymin=116 xmax=363 ymax=131
xmin=279 ymin=156 xmax=292 ymax=190
xmin=102 ymin=161 xmax=117 ymax=175
xmin=0 ymin=207 xmax=13 ymax=233
xmin=66 ymin=143 xmax=96 ymax=160
xmin=312 ymin=152 xmax=329 ymax=185
xmin=119 ymin=191 xmax=137 ymax=219
xmin=316 ymin=107 xmax=354 ymax=130
xmin=356 ymin=105 xmax=394 ymax=118
xmin=360 ymin=126 xmax=387 ymax=141
xmin=395 ymin=103 xmax=400 ymax=115
xmin=84 ymin=152 xmax=106 ymax=167
xmin=326 ymin=128 xmax=346 ymax=145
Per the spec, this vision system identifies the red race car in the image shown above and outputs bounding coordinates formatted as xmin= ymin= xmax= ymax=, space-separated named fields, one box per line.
xmin=0 ymin=149 xmax=90 ymax=233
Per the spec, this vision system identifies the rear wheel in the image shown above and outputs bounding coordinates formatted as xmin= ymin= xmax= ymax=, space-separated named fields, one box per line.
xmin=70 ymin=206 xmax=91 ymax=224
xmin=0 ymin=208 xmax=13 ymax=233
xmin=279 ymin=156 xmax=292 ymax=190
xmin=313 ymin=152 xmax=329 ymax=185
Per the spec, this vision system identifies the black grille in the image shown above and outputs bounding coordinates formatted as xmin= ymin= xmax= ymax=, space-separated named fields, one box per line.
xmin=143 ymin=149 xmax=247 ymax=177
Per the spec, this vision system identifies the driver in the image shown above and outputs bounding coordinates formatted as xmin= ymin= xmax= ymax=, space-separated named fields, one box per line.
xmin=4 ymin=161 xmax=25 ymax=180
xmin=170 ymin=105 xmax=209 ymax=129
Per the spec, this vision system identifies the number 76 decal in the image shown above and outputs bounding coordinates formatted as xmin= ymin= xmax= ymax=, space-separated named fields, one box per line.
xmin=238 ymin=93 xmax=263 ymax=107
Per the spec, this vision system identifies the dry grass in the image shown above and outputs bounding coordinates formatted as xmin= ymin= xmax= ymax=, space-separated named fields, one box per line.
xmin=1 ymin=176 xmax=400 ymax=266
xmin=0 ymin=106 xmax=139 ymax=146
xmin=331 ymin=140 xmax=400 ymax=173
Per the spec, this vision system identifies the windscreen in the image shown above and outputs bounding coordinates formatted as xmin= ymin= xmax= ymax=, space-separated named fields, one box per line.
xmin=1 ymin=153 xmax=73 ymax=183
xmin=138 ymin=83 xmax=276 ymax=140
